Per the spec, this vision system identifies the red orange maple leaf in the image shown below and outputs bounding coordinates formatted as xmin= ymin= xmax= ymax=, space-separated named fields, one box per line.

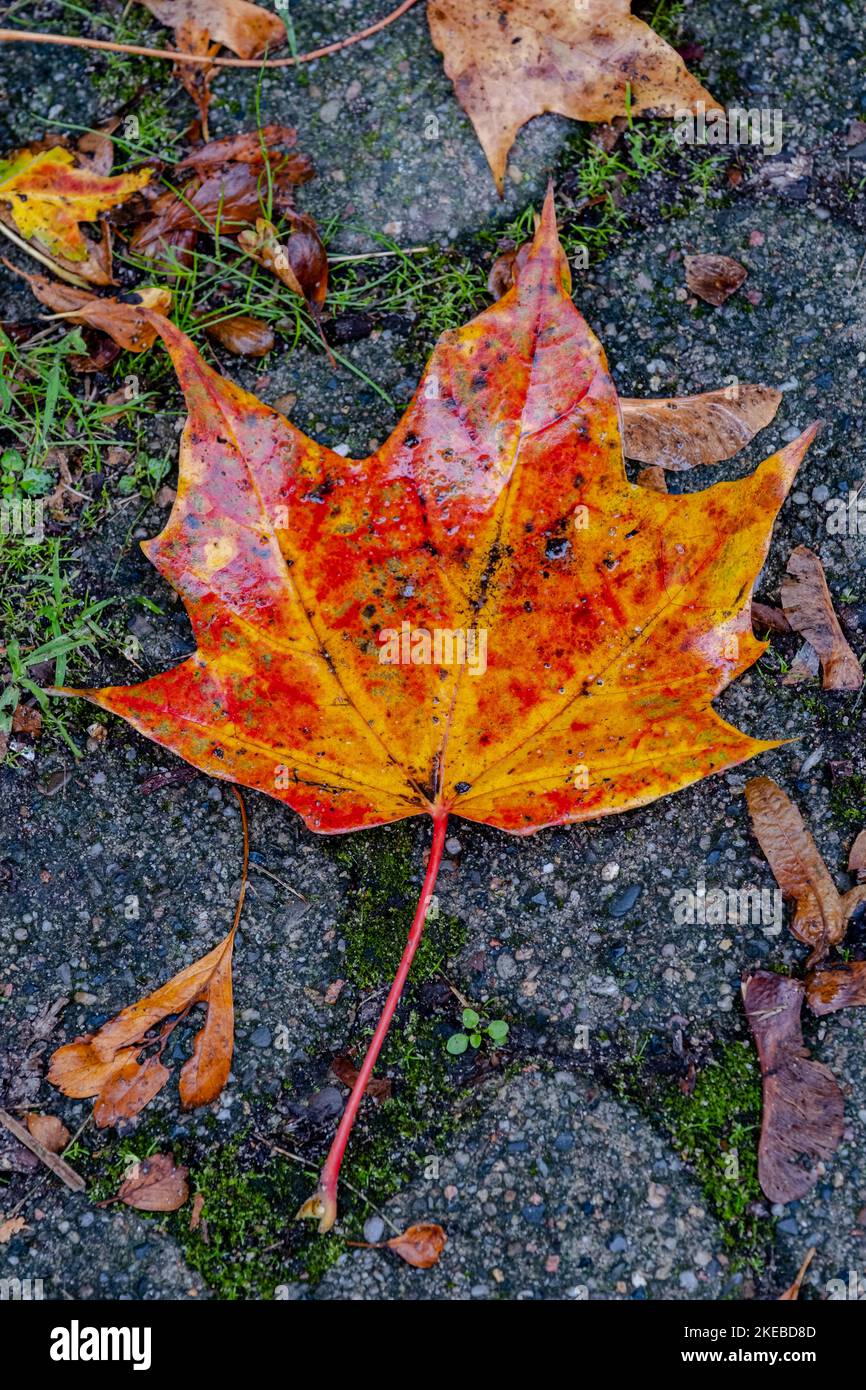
xmin=57 ymin=190 xmax=816 ymax=1228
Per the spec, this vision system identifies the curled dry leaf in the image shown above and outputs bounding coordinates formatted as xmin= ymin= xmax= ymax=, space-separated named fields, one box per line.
xmin=386 ymin=1222 xmax=447 ymax=1268
xmin=331 ymin=1055 xmax=392 ymax=1101
xmin=684 ymin=253 xmax=748 ymax=306
xmin=619 ymin=386 xmax=782 ymax=470
xmin=487 ymin=242 xmax=531 ymax=299
xmin=745 ymin=776 xmax=845 ymax=965
xmin=0 ymin=1216 xmax=27 ymax=1243
xmin=17 ymin=269 xmax=171 ymax=352
xmin=131 ymin=154 xmax=311 ymax=266
xmin=204 ymin=313 xmax=274 ymax=356
xmin=428 ymin=0 xmax=719 ymax=192
xmin=137 ymin=0 xmax=287 ymax=59
xmin=0 ymin=144 xmax=150 ymax=284
xmin=778 ymin=1246 xmax=815 ymax=1301
xmin=25 ymin=1112 xmax=70 ymax=1153
xmin=177 ymin=125 xmax=305 ymax=172
xmin=806 ymin=962 xmax=866 ymax=1016
xmin=238 ymin=212 xmax=328 ymax=308
xmin=116 ymin=1153 xmax=190 ymax=1212
xmin=57 ymin=190 xmax=816 ymax=1230
xmin=751 ymin=600 xmax=791 ymax=635
xmin=781 ymin=546 xmax=863 ymax=691
xmin=48 ymin=925 xmax=237 ymax=1125
xmin=11 ymin=702 xmax=42 ymax=735
xmin=742 ymin=970 xmax=844 ymax=1204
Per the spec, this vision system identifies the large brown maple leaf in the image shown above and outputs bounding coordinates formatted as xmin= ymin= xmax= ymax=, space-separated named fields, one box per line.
xmin=58 ymin=190 xmax=815 ymax=1229
xmin=428 ymin=0 xmax=721 ymax=191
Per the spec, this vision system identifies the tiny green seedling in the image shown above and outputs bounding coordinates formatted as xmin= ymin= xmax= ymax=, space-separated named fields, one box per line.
xmin=446 ymin=1008 xmax=509 ymax=1056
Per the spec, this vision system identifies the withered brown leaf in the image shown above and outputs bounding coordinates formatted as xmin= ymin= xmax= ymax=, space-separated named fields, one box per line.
xmin=742 ymin=971 xmax=844 ymax=1204
xmin=16 ymin=269 xmax=171 ymax=353
xmin=428 ymin=0 xmax=719 ymax=192
xmin=386 ymin=1222 xmax=446 ymax=1268
xmin=204 ymin=313 xmax=274 ymax=356
xmin=781 ymin=546 xmax=863 ymax=691
xmin=115 ymin=1152 xmax=190 ymax=1212
xmin=25 ymin=1112 xmax=70 ymax=1153
xmin=806 ymin=962 xmax=866 ymax=1016
xmin=684 ymin=253 xmax=748 ymax=306
xmin=745 ymin=776 xmax=845 ymax=965
xmin=751 ymin=601 xmax=791 ymax=636
xmin=619 ymin=386 xmax=782 ymax=470
xmin=48 ymin=925 xmax=237 ymax=1125
xmin=137 ymin=0 xmax=287 ymax=60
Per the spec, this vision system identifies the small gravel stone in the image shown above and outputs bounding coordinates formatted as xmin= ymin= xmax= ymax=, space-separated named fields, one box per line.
xmin=608 ymin=883 xmax=643 ymax=917
xmin=496 ymin=953 xmax=518 ymax=980
xmin=363 ymin=1216 xmax=385 ymax=1243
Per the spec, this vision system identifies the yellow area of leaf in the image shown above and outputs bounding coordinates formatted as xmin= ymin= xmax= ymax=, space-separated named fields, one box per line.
xmin=0 ymin=146 xmax=150 ymax=263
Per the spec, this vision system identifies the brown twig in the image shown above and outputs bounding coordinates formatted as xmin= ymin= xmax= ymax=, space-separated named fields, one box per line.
xmin=0 ymin=1 xmax=421 ymax=68
xmin=0 ymin=1108 xmax=86 ymax=1193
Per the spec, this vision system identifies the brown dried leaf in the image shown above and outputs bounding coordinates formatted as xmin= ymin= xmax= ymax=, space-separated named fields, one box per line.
xmin=11 ymin=702 xmax=42 ymax=736
xmin=138 ymin=0 xmax=287 ymax=60
xmin=751 ymin=600 xmax=791 ymax=635
xmin=17 ymin=269 xmax=171 ymax=352
xmin=177 ymin=125 xmax=306 ymax=172
xmin=116 ymin=1152 xmax=189 ymax=1211
xmin=745 ymin=776 xmax=845 ymax=965
xmin=742 ymin=971 xmax=844 ymax=1203
xmin=806 ymin=962 xmax=866 ymax=1015
xmin=179 ymin=931 xmax=235 ymax=1108
xmin=386 ymin=1222 xmax=447 ymax=1268
xmin=131 ymin=157 xmax=309 ymax=265
xmin=48 ymin=927 xmax=237 ymax=1125
xmin=620 ymin=385 xmax=781 ymax=470
xmin=781 ymin=546 xmax=863 ymax=691
xmin=93 ymin=1054 xmax=173 ymax=1128
xmin=25 ymin=1112 xmax=70 ymax=1153
xmin=331 ymin=1054 xmax=391 ymax=1101
xmin=204 ymin=313 xmax=274 ymax=356
xmin=0 ymin=1216 xmax=27 ymax=1243
xmin=684 ymin=253 xmax=748 ymax=306
xmin=238 ymin=213 xmax=328 ymax=308
xmin=427 ymin=0 xmax=719 ymax=192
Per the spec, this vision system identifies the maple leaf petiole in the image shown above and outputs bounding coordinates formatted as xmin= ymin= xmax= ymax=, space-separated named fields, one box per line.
xmin=296 ymin=810 xmax=449 ymax=1234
